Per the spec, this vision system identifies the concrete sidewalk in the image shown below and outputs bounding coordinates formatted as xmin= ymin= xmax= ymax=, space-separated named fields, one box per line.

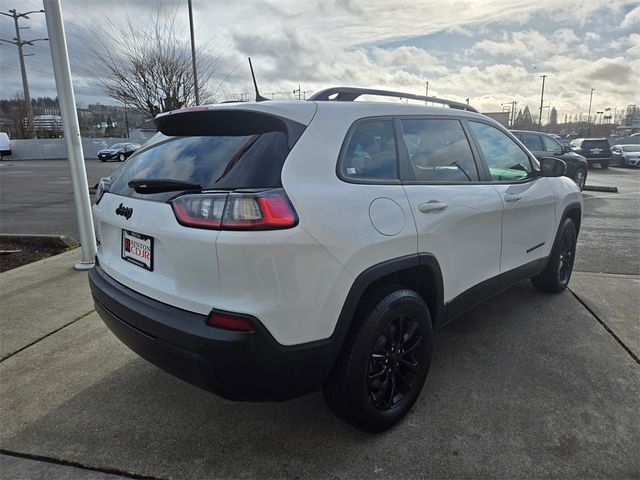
xmin=0 ymin=250 xmax=638 ymax=479
xmin=0 ymin=249 xmax=93 ymax=360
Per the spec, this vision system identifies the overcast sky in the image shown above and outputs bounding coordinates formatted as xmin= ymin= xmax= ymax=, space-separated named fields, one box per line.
xmin=1 ymin=0 xmax=638 ymax=119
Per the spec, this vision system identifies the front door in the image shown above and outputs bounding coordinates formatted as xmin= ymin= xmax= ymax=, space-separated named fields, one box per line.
xmin=467 ymin=121 xmax=557 ymax=274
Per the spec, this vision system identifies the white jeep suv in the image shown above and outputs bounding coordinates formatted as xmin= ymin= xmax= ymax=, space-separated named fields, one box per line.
xmin=89 ymin=87 xmax=582 ymax=433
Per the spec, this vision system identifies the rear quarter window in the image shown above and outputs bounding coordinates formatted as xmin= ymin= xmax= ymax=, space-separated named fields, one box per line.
xmin=339 ymin=119 xmax=398 ymax=182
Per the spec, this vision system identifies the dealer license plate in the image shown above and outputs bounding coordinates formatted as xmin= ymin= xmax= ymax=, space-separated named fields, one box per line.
xmin=122 ymin=230 xmax=153 ymax=271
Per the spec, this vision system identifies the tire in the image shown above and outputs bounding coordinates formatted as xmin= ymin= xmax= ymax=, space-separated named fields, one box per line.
xmin=532 ymin=217 xmax=577 ymax=293
xmin=573 ymin=166 xmax=587 ymax=191
xmin=601 ymin=161 xmax=609 ymax=169
xmin=620 ymin=156 xmax=627 ymax=168
xmin=119 ymin=153 xmax=126 ymax=162
xmin=100 ymin=159 xmax=106 ymax=162
xmin=323 ymin=288 xmax=433 ymax=433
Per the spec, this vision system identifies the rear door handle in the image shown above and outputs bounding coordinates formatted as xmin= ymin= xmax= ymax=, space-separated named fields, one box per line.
xmin=504 ymin=194 xmax=521 ymax=203
xmin=419 ymin=200 xmax=448 ymax=213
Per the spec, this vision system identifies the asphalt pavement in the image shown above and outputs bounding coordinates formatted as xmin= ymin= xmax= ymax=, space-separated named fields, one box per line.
xmin=0 ymin=163 xmax=638 ymax=479
xmin=0 ymin=159 xmax=120 ymax=239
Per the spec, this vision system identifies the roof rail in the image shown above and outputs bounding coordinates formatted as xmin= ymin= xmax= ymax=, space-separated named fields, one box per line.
xmin=307 ymin=87 xmax=479 ymax=113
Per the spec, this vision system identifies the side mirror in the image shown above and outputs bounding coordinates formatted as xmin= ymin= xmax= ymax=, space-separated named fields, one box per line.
xmin=540 ymin=157 xmax=567 ymax=177
xmin=562 ymin=145 xmax=572 ymax=153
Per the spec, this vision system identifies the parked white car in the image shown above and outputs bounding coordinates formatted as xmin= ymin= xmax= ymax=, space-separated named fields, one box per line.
xmin=0 ymin=132 xmax=11 ymax=158
xmin=89 ymin=87 xmax=583 ymax=432
xmin=611 ymin=144 xmax=640 ymax=167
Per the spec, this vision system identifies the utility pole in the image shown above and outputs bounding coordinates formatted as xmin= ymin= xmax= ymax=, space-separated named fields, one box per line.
xmin=293 ymin=85 xmax=301 ymax=100
xmin=1 ymin=8 xmax=48 ymax=138
xmin=587 ymin=88 xmax=595 ymax=136
xmin=187 ymin=0 xmax=199 ymax=105
xmin=425 ymin=81 xmax=429 ymax=105
xmin=538 ymin=75 xmax=547 ymax=132
xmin=44 ymin=0 xmax=96 ymax=270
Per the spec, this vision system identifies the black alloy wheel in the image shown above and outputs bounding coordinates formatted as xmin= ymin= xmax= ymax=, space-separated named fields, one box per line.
xmin=368 ymin=313 xmax=425 ymax=410
xmin=323 ymin=288 xmax=433 ymax=433
xmin=557 ymin=224 xmax=577 ymax=287
xmin=532 ymin=217 xmax=577 ymax=293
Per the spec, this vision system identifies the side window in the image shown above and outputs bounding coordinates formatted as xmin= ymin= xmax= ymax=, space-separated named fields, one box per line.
xmin=469 ymin=122 xmax=532 ymax=182
xmin=516 ymin=132 xmax=543 ymax=151
xmin=541 ymin=135 xmax=562 ymax=154
xmin=340 ymin=120 xmax=398 ymax=181
xmin=400 ymin=118 xmax=479 ymax=182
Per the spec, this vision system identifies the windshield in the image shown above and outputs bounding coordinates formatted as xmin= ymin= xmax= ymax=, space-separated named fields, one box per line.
xmin=109 ymin=143 xmax=127 ymax=149
xmin=109 ymin=132 xmax=290 ymax=198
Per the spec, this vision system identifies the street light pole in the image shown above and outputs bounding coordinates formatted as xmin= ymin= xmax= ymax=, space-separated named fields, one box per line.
xmin=538 ymin=75 xmax=547 ymax=132
xmin=187 ymin=0 xmax=199 ymax=105
xmin=587 ymin=88 xmax=595 ymax=136
xmin=1 ymin=8 xmax=48 ymax=138
xmin=44 ymin=0 xmax=96 ymax=270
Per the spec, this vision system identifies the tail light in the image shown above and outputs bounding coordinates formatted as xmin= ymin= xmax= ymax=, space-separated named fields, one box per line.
xmin=171 ymin=188 xmax=298 ymax=230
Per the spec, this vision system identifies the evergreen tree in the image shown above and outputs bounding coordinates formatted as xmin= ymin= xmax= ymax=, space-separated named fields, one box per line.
xmin=513 ymin=109 xmax=524 ymax=128
xmin=522 ymin=105 xmax=534 ymax=129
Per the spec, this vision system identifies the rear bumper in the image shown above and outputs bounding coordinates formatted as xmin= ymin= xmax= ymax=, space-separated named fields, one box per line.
xmin=89 ymin=263 xmax=334 ymax=401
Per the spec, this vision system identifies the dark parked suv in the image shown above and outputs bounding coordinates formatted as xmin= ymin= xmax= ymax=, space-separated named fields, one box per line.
xmin=512 ymin=130 xmax=588 ymax=190
xmin=569 ymin=138 xmax=611 ymax=169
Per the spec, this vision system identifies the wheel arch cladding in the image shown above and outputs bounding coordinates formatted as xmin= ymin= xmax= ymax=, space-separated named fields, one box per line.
xmin=330 ymin=254 xmax=445 ymax=367
xmin=563 ymin=203 xmax=582 ymax=234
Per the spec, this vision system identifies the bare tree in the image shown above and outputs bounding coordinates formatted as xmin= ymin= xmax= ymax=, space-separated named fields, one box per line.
xmin=7 ymin=92 xmax=29 ymax=139
xmin=89 ymin=5 xmax=221 ymax=117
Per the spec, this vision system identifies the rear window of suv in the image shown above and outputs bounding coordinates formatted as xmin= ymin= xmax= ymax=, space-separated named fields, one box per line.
xmin=109 ymin=132 xmax=290 ymax=197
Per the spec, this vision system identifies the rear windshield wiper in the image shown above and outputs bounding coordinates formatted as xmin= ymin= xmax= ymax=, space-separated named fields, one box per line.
xmin=128 ymin=178 xmax=202 ymax=194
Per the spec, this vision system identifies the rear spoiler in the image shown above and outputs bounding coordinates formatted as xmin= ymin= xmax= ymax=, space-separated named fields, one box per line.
xmin=154 ymin=108 xmax=306 ymax=149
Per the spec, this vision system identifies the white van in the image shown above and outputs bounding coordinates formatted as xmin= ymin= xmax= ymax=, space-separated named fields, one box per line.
xmin=0 ymin=132 xmax=11 ymax=158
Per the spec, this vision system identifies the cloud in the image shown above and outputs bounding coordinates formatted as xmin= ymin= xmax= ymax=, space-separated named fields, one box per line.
xmin=371 ymin=46 xmax=449 ymax=75
xmin=621 ymin=5 xmax=640 ymax=28
xmin=473 ymin=29 xmax=583 ymax=60
xmin=1 ymin=0 xmax=637 ymax=119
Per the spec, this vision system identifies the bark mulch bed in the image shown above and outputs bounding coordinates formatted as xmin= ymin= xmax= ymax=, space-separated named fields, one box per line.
xmin=0 ymin=239 xmax=68 ymax=273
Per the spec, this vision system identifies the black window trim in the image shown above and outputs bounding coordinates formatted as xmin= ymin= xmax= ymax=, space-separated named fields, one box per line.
xmin=463 ymin=118 xmax=542 ymax=185
xmin=394 ymin=115 xmax=486 ymax=185
xmin=336 ymin=116 xmax=402 ymax=185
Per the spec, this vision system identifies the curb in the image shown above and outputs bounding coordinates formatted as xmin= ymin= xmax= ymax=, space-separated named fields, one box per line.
xmin=0 ymin=234 xmax=79 ymax=248
xmin=583 ymin=185 xmax=618 ymax=193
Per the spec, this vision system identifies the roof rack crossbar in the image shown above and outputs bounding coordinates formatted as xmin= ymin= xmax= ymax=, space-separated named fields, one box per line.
xmin=307 ymin=87 xmax=479 ymax=113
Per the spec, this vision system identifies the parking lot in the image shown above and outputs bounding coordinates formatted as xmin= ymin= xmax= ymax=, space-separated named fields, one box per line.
xmin=0 ymin=162 xmax=638 ymax=479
